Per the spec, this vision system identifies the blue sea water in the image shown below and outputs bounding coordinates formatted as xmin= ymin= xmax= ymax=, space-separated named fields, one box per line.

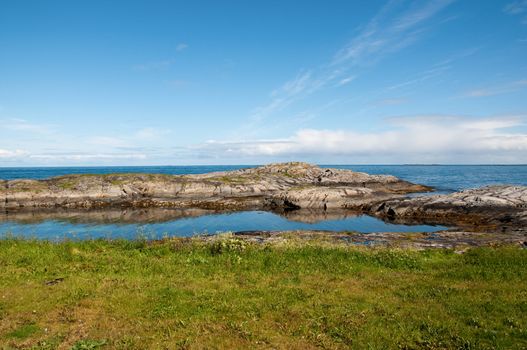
xmin=332 ymin=165 xmax=527 ymax=193
xmin=0 ymin=164 xmax=525 ymax=239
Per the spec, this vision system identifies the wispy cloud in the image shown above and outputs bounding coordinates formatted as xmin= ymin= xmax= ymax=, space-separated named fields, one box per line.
xmin=196 ymin=115 xmax=527 ymax=162
xmin=387 ymin=64 xmax=451 ymax=90
xmin=464 ymin=80 xmax=527 ymax=97
xmin=176 ymin=43 xmax=188 ymax=52
xmin=0 ymin=118 xmax=56 ymax=134
xmin=333 ymin=0 xmax=455 ymax=65
xmin=337 ymin=75 xmax=357 ymax=86
xmin=504 ymin=0 xmax=527 ymax=23
xmin=133 ymin=43 xmax=189 ymax=71
xmin=504 ymin=0 xmax=527 ymax=15
xmin=271 ymin=71 xmax=315 ymax=97
xmin=243 ymin=0 xmax=455 ymax=131
xmin=247 ymin=71 xmax=318 ymax=125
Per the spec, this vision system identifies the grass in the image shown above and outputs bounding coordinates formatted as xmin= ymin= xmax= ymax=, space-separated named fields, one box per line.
xmin=57 ymin=181 xmax=76 ymax=190
xmin=0 ymin=236 xmax=526 ymax=349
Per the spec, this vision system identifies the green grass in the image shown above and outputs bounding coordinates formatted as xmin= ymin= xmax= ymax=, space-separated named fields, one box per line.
xmin=6 ymin=323 xmax=39 ymax=340
xmin=0 ymin=237 xmax=526 ymax=349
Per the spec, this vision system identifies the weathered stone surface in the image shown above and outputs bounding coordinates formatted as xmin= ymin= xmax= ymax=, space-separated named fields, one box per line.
xmin=369 ymin=185 xmax=527 ymax=233
xmin=1 ymin=162 xmax=430 ymax=210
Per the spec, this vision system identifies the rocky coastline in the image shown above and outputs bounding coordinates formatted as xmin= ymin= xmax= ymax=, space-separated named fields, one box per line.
xmin=1 ymin=162 xmax=429 ymax=211
xmin=1 ymin=162 xmax=526 ymax=247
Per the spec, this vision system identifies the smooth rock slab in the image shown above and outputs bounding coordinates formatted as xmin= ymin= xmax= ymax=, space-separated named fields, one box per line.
xmin=370 ymin=185 xmax=527 ymax=233
xmin=1 ymin=162 xmax=430 ymax=210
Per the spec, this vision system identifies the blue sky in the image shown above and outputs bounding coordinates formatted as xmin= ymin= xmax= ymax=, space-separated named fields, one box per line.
xmin=1 ymin=0 xmax=527 ymax=166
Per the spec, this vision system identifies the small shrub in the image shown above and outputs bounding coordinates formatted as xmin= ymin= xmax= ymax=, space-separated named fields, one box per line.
xmin=71 ymin=339 xmax=107 ymax=350
xmin=209 ymin=236 xmax=247 ymax=255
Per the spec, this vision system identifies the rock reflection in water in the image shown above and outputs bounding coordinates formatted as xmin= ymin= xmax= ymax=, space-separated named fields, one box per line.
xmin=1 ymin=208 xmax=216 ymax=225
xmin=0 ymin=208 xmax=369 ymax=225
xmin=275 ymin=209 xmax=364 ymax=224
xmin=0 ymin=208 xmax=446 ymax=240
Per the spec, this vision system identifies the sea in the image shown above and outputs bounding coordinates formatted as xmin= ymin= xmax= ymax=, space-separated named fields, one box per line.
xmin=1 ymin=165 xmax=526 ymax=240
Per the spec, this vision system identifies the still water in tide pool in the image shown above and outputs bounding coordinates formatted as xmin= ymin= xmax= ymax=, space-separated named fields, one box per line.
xmin=0 ymin=210 xmax=446 ymax=241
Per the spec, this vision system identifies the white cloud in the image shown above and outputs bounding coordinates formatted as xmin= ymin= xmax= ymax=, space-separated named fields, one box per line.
xmin=337 ymin=75 xmax=356 ymax=86
xmin=464 ymin=80 xmax=527 ymax=97
xmin=4 ymin=116 xmax=525 ymax=164
xmin=196 ymin=115 xmax=527 ymax=162
xmin=0 ymin=149 xmax=29 ymax=158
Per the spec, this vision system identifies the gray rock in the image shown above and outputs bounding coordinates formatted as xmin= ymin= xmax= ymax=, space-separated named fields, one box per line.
xmin=370 ymin=185 xmax=527 ymax=233
xmin=1 ymin=162 xmax=430 ymax=210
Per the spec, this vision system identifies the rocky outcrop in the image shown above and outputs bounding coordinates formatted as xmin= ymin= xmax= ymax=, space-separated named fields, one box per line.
xmin=2 ymin=162 xmax=526 ymax=235
xmin=1 ymin=162 xmax=430 ymax=211
xmin=369 ymin=185 xmax=527 ymax=233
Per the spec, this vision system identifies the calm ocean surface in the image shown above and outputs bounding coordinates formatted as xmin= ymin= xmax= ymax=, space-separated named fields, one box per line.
xmin=0 ymin=165 xmax=525 ymax=239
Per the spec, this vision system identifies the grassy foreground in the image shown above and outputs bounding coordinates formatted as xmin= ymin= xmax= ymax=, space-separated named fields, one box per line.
xmin=0 ymin=236 xmax=526 ymax=349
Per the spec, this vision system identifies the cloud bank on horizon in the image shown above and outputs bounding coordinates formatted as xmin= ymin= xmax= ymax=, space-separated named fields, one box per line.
xmin=1 ymin=0 xmax=527 ymax=165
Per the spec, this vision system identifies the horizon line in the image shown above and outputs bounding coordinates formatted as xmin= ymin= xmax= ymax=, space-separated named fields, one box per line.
xmin=1 ymin=163 xmax=527 ymax=169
